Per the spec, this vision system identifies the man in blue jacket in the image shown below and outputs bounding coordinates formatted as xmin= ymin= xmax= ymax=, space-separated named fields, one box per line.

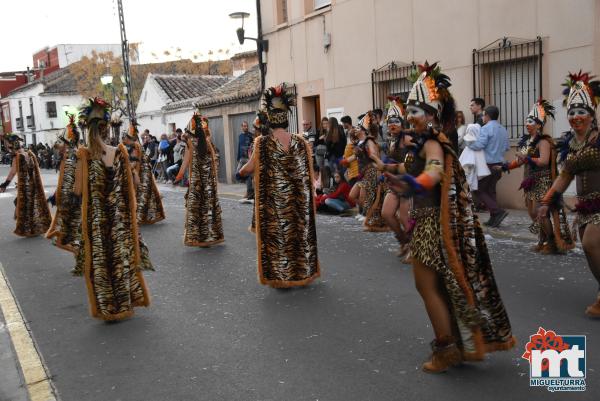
xmin=237 ymin=121 xmax=254 ymax=203
xmin=467 ymin=105 xmax=510 ymax=227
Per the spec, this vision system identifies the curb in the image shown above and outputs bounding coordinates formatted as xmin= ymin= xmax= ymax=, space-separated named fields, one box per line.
xmin=0 ymin=264 xmax=58 ymax=401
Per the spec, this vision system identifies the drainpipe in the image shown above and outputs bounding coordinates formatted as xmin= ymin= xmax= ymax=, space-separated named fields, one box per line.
xmin=256 ymin=0 xmax=266 ymax=92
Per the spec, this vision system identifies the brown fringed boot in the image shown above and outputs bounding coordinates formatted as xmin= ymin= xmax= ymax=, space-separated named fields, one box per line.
xmin=585 ymin=294 xmax=600 ymax=318
xmin=422 ymin=336 xmax=462 ymax=373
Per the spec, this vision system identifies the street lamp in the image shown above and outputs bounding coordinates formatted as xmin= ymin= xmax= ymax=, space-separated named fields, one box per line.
xmin=229 ymin=11 xmax=268 ymax=91
xmin=100 ymin=73 xmax=113 ymax=86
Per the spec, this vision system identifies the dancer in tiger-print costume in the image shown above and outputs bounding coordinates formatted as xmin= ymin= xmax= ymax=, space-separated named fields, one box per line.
xmin=0 ymin=133 xmax=51 ymax=237
xmin=376 ymin=96 xmax=413 ymax=261
xmin=539 ymin=71 xmax=600 ymax=318
xmin=239 ymin=85 xmax=320 ymax=288
xmin=502 ymin=99 xmax=574 ymax=254
xmin=123 ymin=121 xmax=165 ymax=225
xmin=175 ymin=110 xmax=224 ymax=247
xmin=344 ymin=111 xmax=389 ymax=232
xmin=383 ymin=63 xmax=515 ymax=373
xmin=46 ymin=113 xmax=81 ymax=253
xmin=73 ymin=98 xmax=152 ymax=321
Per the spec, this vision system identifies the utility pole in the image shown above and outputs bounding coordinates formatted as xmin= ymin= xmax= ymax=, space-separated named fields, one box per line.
xmin=117 ymin=0 xmax=135 ymax=120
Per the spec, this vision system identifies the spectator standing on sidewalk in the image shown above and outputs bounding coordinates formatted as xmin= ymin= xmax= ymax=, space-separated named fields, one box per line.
xmin=467 ymin=105 xmax=510 ymax=227
xmin=302 ymin=120 xmax=316 ymax=152
xmin=470 ymin=98 xmax=485 ymax=125
xmin=237 ymin=121 xmax=255 ymax=203
xmin=340 ymin=115 xmax=353 ymax=139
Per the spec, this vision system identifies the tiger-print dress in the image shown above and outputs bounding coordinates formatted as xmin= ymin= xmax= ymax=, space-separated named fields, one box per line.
xmin=183 ymin=137 xmax=224 ymax=247
xmin=46 ymin=146 xmax=81 ymax=252
xmin=75 ymin=144 xmax=151 ymax=321
xmin=515 ymin=135 xmax=574 ymax=251
xmin=253 ymin=134 xmax=320 ymax=288
xmin=357 ymin=137 xmax=388 ymax=232
xmin=13 ymin=150 xmax=51 ymax=237
xmin=134 ymin=142 xmax=165 ymax=225
xmin=405 ymin=131 xmax=515 ymax=360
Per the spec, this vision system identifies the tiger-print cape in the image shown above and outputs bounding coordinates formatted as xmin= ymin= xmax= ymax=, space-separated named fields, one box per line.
xmin=133 ymin=142 xmax=165 ymax=225
xmin=46 ymin=146 xmax=81 ymax=253
xmin=184 ymin=137 xmax=224 ymax=247
xmin=13 ymin=150 xmax=51 ymax=237
xmin=76 ymin=144 xmax=151 ymax=321
xmin=435 ymin=132 xmax=516 ymax=360
xmin=253 ymin=134 xmax=320 ymax=288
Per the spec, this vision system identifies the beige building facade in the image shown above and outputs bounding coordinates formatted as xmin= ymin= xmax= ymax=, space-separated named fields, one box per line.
xmin=260 ymin=0 xmax=600 ymax=208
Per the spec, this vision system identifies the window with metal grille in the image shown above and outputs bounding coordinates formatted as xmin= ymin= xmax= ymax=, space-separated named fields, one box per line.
xmin=472 ymin=37 xmax=542 ymax=139
xmin=371 ymin=61 xmax=415 ymax=111
xmin=26 ymin=116 xmax=34 ymax=128
xmin=16 ymin=117 xmax=24 ymax=131
xmin=285 ymin=83 xmax=299 ymax=134
xmin=46 ymin=101 xmax=57 ymax=118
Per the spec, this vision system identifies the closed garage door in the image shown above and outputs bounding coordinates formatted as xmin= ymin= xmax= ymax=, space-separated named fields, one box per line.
xmin=207 ymin=116 xmax=226 ymax=183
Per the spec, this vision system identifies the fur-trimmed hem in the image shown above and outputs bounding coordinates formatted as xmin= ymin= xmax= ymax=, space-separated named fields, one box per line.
xmin=139 ymin=215 xmax=166 ymax=225
xmin=46 ymin=230 xmax=77 ymax=254
xmin=13 ymin=230 xmax=44 ymax=238
xmin=462 ymin=336 xmax=517 ymax=361
xmin=95 ymin=310 xmax=135 ymax=322
xmin=363 ymin=225 xmax=391 ymax=232
xmin=260 ymin=270 xmax=321 ymax=288
xmin=184 ymin=238 xmax=225 ymax=248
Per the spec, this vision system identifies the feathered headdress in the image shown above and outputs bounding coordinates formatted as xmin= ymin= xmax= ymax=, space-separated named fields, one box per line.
xmin=562 ymin=71 xmax=600 ymax=114
xmin=2 ymin=132 xmax=23 ymax=151
xmin=357 ymin=111 xmax=378 ymax=136
xmin=188 ymin=110 xmax=209 ymax=138
xmin=58 ymin=112 xmax=80 ymax=145
xmin=386 ymin=96 xmax=406 ymax=125
xmin=126 ymin=119 xmax=140 ymax=140
xmin=407 ymin=62 xmax=451 ymax=113
xmin=262 ymin=84 xmax=295 ymax=128
xmin=79 ymin=97 xmax=111 ymax=124
xmin=252 ymin=110 xmax=270 ymax=135
xmin=407 ymin=62 xmax=455 ymax=128
xmin=527 ymin=98 xmax=555 ymax=126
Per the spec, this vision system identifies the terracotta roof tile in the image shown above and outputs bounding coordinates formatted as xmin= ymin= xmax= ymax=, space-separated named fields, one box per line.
xmin=153 ymin=74 xmax=230 ymax=102
xmin=163 ymin=65 xmax=260 ymax=111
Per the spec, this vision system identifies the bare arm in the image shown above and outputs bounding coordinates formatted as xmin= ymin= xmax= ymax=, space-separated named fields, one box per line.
xmin=239 ymin=157 xmax=255 ymax=176
xmin=534 ymin=139 xmax=551 ymax=167
xmin=537 ymin=172 xmax=573 ymax=219
xmin=0 ymin=158 xmax=17 ymax=193
xmin=175 ymin=140 xmax=192 ymax=182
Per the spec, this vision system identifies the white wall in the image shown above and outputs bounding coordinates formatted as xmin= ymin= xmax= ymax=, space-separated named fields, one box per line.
xmin=7 ymin=84 xmax=85 ymax=145
xmin=136 ymin=75 xmax=169 ymax=115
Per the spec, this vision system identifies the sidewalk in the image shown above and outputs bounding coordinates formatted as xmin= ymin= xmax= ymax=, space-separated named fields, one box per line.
xmin=0 ymin=307 xmax=29 ymax=401
xmin=477 ymin=209 xmax=538 ymax=242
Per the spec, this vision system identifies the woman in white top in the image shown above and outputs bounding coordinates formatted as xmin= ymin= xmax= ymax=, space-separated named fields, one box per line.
xmin=455 ymin=110 xmax=467 ymax=151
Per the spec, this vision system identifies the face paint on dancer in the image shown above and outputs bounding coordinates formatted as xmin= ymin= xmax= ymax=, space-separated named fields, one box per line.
xmin=406 ymin=105 xmax=429 ymax=131
xmin=568 ymin=107 xmax=593 ymax=133
xmin=525 ymin=117 xmax=541 ymax=135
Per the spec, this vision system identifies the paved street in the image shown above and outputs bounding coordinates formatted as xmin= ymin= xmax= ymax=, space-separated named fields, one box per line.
xmin=0 ymin=166 xmax=598 ymax=401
